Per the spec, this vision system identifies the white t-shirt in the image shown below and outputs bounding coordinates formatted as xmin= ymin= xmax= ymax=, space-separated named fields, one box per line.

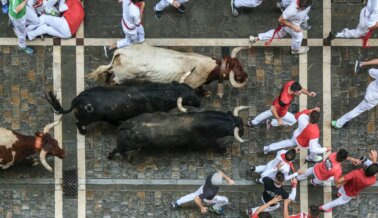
xmin=282 ymin=2 xmax=311 ymax=26
xmin=365 ymin=68 xmax=378 ymax=104
xmin=122 ymin=0 xmax=141 ymax=34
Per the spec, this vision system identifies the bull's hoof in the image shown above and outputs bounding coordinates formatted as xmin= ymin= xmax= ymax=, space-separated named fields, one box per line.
xmin=218 ymin=147 xmax=229 ymax=155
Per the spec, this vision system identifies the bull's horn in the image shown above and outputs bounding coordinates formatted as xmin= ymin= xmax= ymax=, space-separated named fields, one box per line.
xmin=234 ymin=127 xmax=248 ymax=143
xmin=233 ymin=106 xmax=250 ymax=117
xmin=179 ymin=67 xmax=196 ymax=83
xmin=229 ymin=70 xmax=248 ymax=88
xmin=177 ymin=97 xmax=187 ymax=113
xmin=39 ymin=149 xmax=53 ymax=172
xmin=43 ymin=116 xmax=63 ymax=134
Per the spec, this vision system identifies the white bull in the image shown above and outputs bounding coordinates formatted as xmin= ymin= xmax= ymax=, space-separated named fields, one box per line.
xmin=88 ymin=43 xmax=248 ymax=96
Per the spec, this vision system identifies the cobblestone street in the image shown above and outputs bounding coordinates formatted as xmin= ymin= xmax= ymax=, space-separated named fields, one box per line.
xmin=0 ymin=0 xmax=378 ymax=218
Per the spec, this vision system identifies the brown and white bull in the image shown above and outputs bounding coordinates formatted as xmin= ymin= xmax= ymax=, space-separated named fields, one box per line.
xmin=88 ymin=43 xmax=248 ymax=97
xmin=0 ymin=118 xmax=65 ymax=172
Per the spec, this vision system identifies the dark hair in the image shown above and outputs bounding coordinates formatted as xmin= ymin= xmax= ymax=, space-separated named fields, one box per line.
xmin=365 ymin=164 xmax=378 ymax=177
xmin=298 ymin=0 xmax=312 ymax=9
xmin=131 ymin=0 xmax=144 ymax=2
xmin=309 ymin=205 xmax=320 ymax=217
xmin=275 ymin=172 xmax=285 ymax=183
xmin=285 ymin=149 xmax=296 ymax=161
xmin=258 ymin=212 xmax=272 ymax=218
xmin=336 ymin=149 xmax=348 ymax=162
xmin=290 ymin=82 xmax=302 ymax=92
xmin=310 ymin=111 xmax=320 ymax=124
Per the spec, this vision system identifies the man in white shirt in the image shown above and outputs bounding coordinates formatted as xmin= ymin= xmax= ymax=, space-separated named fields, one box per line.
xmin=327 ymin=0 xmax=378 ymax=41
xmin=248 ymin=0 xmax=312 ymax=54
xmin=104 ymin=0 xmax=144 ymax=58
xmin=332 ymin=67 xmax=378 ymax=128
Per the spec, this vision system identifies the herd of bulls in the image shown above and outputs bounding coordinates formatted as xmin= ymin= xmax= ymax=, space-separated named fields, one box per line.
xmin=0 ymin=44 xmax=250 ymax=172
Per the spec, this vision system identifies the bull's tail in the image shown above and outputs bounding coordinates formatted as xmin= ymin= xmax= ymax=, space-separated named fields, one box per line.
xmin=44 ymin=91 xmax=73 ymax=114
xmin=86 ymin=50 xmax=120 ymax=81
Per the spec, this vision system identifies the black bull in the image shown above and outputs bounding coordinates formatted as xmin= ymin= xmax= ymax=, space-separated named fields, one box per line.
xmin=44 ymin=82 xmax=201 ymax=134
xmin=108 ymin=107 xmax=249 ymax=159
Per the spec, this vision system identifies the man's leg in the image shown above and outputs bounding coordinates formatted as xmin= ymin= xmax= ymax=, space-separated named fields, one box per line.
xmin=176 ymin=186 xmax=203 ymax=205
xmin=335 ymin=99 xmax=376 ymax=128
xmin=117 ymin=33 xmax=136 ymax=49
xmin=271 ymin=112 xmax=296 ymax=126
xmin=255 ymin=165 xmax=267 ymax=174
xmin=258 ymin=28 xmax=288 ymax=42
xmin=234 ymin=0 xmax=263 ymax=8
xmin=136 ymin=25 xmax=145 ymax=43
xmin=27 ymin=24 xmax=68 ymax=40
xmin=205 ymin=195 xmax=229 ymax=210
xmin=26 ymin=5 xmax=40 ymax=26
xmin=266 ymin=136 xmax=296 ymax=152
xmin=250 ymin=109 xmax=273 ymax=126
xmin=154 ymin=0 xmax=170 ymax=11
xmin=336 ymin=7 xmax=368 ymax=38
xmin=321 ymin=186 xmax=353 ymax=210
xmin=10 ymin=17 xmax=27 ymax=48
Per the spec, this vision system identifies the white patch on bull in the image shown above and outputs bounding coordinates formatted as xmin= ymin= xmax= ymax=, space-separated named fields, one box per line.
xmin=0 ymin=151 xmax=16 ymax=169
xmin=109 ymin=44 xmax=217 ymax=88
xmin=84 ymin=104 xmax=94 ymax=113
xmin=0 ymin=128 xmax=18 ymax=149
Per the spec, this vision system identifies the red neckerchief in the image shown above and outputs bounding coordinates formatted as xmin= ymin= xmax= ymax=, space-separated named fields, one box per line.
xmin=362 ymin=29 xmax=374 ymax=48
xmin=281 ymin=153 xmax=296 ymax=172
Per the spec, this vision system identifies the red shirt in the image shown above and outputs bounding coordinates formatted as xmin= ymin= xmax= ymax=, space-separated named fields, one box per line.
xmin=314 ymin=153 xmax=342 ymax=181
xmin=294 ymin=110 xmax=320 ymax=147
xmin=63 ymin=0 xmax=85 ymax=35
xmin=343 ymin=168 xmax=376 ymax=197
xmin=272 ymin=80 xmax=295 ymax=117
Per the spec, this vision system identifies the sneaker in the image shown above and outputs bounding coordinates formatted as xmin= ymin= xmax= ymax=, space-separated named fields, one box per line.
xmin=291 ymin=46 xmax=309 ymax=55
xmin=255 ymin=178 xmax=262 ymax=184
xmin=250 ymin=165 xmax=256 ymax=172
xmin=266 ymin=119 xmax=272 ymax=129
xmin=327 ymin=31 xmax=337 ymax=42
xmin=2 ymin=4 xmax=8 ymax=14
xmin=171 ymin=201 xmax=179 ymax=208
xmin=306 ymin=155 xmax=323 ymax=163
xmin=331 ymin=120 xmax=342 ymax=129
xmin=248 ymin=36 xmax=257 ymax=48
xmin=263 ymin=146 xmax=269 ymax=155
xmin=354 ymin=60 xmax=361 ymax=74
xmin=300 ymin=22 xmax=311 ymax=30
xmin=154 ymin=9 xmax=163 ymax=20
xmin=19 ymin=46 xmax=34 ymax=55
xmin=319 ymin=206 xmax=332 ymax=213
xmin=177 ymin=4 xmax=185 ymax=13
xmin=209 ymin=206 xmax=225 ymax=215
xmin=231 ymin=0 xmax=239 ymax=16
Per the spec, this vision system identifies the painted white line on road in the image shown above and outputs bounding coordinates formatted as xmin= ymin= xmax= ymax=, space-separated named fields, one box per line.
xmin=299 ymin=51 xmax=309 ymax=214
xmin=53 ymin=46 xmax=63 ymax=218
xmin=76 ymin=45 xmax=86 ymax=218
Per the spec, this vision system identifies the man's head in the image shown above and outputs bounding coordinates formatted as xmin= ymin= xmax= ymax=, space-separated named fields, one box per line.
xmin=336 ymin=149 xmax=349 ymax=162
xmin=285 ymin=149 xmax=297 ymax=162
xmin=308 ymin=205 xmax=320 ymax=217
xmin=290 ymin=82 xmax=302 ymax=96
xmin=309 ymin=110 xmax=320 ymax=124
xmin=365 ymin=163 xmax=378 ymax=177
xmin=274 ymin=172 xmax=285 ymax=185
xmin=211 ymin=172 xmax=223 ymax=186
xmin=298 ymin=0 xmax=312 ymax=9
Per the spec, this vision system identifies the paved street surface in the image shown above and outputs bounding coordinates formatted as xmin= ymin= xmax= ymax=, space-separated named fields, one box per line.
xmin=0 ymin=0 xmax=378 ymax=218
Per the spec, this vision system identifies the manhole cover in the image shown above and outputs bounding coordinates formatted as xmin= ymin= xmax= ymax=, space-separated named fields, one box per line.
xmin=63 ymin=169 xmax=78 ymax=198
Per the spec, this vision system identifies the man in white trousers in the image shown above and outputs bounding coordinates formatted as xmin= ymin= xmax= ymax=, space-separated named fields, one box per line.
xmin=230 ymin=0 xmax=263 ymax=17
xmin=248 ymin=0 xmax=312 ymax=54
xmin=247 ymin=173 xmax=297 ymax=214
xmin=250 ymin=148 xmax=299 ymax=183
xmin=171 ymin=171 xmax=234 ymax=215
xmin=327 ymin=0 xmax=378 ymax=41
xmin=104 ymin=0 xmax=144 ymax=58
xmin=332 ymin=67 xmax=378 ymax=129
xmin=263 ymin=108 xmax=329 ymax=162
xmin=247 ymin=80 xmax=316 ymax=129
xmin=319 ymin=150 xmax=377 ymax=213
xmin=26 ymin=0 xmax=84 ymax=40
xmin=154 ymin=0 xmax=187 ymax=20
xmin=297 ymin=149 xmax=361 ymax=186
